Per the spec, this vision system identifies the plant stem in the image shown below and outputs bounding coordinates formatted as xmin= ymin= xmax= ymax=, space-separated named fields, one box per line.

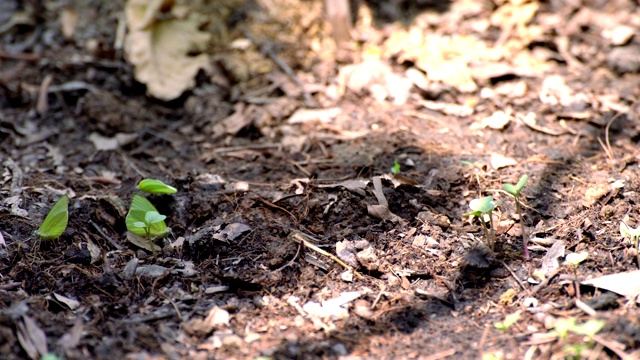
xmin=480 ymin=216 xmax=492 ymax=250
xmin=146 ymin=227 xmax=156 ymax=258
xmin=573 ymin=268 xmax=580 ymax=300
xmin=516 ymin=199 xmax=529 ymax=258
xmin=488 ymin=211 xmax=496 ymax=251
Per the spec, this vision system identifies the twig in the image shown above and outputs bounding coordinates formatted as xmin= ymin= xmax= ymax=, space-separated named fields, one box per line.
xmin=288 ymin=231 xmax=362 ymax=278
xmin=158 ymin=290 xmax=183 ymax=322
xmin=530 ymin=267 xmax=564 ymax=296
xmin=242 ymin=29 xmax=315 ymax=107
xmin=89 ymin=220 xmax=123 ymax=250
xmin=499 ymin=260 xmax=532 ymax=297
xmin=591 ymin=334 xmax=635 ymax=360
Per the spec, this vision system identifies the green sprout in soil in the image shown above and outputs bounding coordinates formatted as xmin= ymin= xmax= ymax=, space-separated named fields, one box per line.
xmin=463 ymin=196 xmax=501 ymax=251
xmin=390 ymin=159 xmax=401 ymax=174
xmin=551 ymin=318 xmax=605 ymax=359
xmin=494 ymin=310 xmax=521 ymax=331
xmin=564 ymin=251 xmax=588 ymax=300
xmin=620 ymin=214 xmax=640 ymax=269
xmin=503 ymin=174 xmax=529 ymax=258
xmin=35 ymin=195 xmax=69 ymax=241
xmin=138 ymin=178 xmax=177 ymax=194
xmin=126 ymin=195 xmax=171 ymax=257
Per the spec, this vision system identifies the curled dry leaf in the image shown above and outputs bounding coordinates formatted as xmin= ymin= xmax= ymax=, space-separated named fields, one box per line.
xmin=124 ymin=0 xmax=210 ymax=100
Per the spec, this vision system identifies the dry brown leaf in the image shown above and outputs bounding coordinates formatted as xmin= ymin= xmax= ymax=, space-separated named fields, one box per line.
xmin=582 ymin=270 xmax=640 ymax=302
xmin=17 ymin=315 xmax=48 ymax=360
xmin=490 ymin=153 xmax=517 ymax=170
xmin=125 ymin=0 xmax=210 ymax=101
xmin=59 ymin=8 xmax=78 ymax=40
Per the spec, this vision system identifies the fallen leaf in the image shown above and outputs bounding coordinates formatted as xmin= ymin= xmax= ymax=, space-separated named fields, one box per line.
xmin=582 ymin=270 xmax=640 ymax=302
xmin=17 ymin=315 xmax=48 ymax=360
xmin=482 ymin=110 xmax=511 ymax=130
xmin=124 ymin=0 xmax=210 ymax=100
xmin=490 ymin=153 xmax=517 ymax=169
xmin=88 ymin=132 xmax=138 ymax=151
xmin=318 ymin=180 xmax=369 ymax=196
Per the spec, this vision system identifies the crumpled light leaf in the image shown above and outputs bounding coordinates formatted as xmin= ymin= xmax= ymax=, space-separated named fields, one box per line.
xmin=124 ymin=0 xmax=210 ymax=101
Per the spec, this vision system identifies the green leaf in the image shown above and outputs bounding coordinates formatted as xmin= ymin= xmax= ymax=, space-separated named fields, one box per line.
xmin=36 ymin=196 xmax=69 ymax=241
xmin=564 ymin=251 xmax=588 ymax=266
xmin=126 ymin=195 xmax=170 ymax=238
xmin=504 ymin=175 xmax=529 ymax=197
xmin=572 ymin=319 xmax=605 ymax=337
xmin=133 ymin=221 xmax=147 ymax=229
xmin=144 ymin=211 xmax=166 ymax=225
xmin=469 ymin=196 xmax=497 ymax=213
xmin=138 ymin=179 xmax=177 ymax=194
xmin=515 ymin=174 xmax=528 ymax=192
xmin=503 ymin=183 xmax=517 ymax=196
xmin=463 ymin=210 xmax=482 ymax=217
xmin=553 ymin=318 xmax=576 ymax=340
xmin=494 ymin=311 xmax=520 ymax=331
xmin=390 ymin=159 xmax=401 ymax=174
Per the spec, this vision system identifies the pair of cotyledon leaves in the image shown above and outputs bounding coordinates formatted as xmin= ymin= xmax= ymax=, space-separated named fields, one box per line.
xmin=125 ymin=195 xmax=171 ymax=238
xmin=36 ymin=179 xmax=175 ymax=240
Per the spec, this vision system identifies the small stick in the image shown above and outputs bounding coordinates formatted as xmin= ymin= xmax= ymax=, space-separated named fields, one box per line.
xmin=289 ymin=231 xmax=362 ymax=278
xmin=499 ymin=260 xmax=532 ymax=297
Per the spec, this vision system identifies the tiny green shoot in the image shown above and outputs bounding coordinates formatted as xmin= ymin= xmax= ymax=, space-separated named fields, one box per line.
xmin=463 ymin=196 xmax=500 ymax=251
xmin=564 ymin=251 xmax=588 ymax=299
xmin=35 ymin=195 xmax=69 ymax=241
xmin=138 ymin=178 xmax=177 ymax=194
xmin=620 ymin=214 xmax=640 ymax=269
xmin=494 ymin=311 xmax=521 ymax=331
xmin=503 ymin=174 xmax=529 ymax=258
xmin=390 ymin=159 xmax=401 ymax=174
xmin=551 ymin=318 xmax=605 ymax=358
xmin=126 ymin=195 xmax=170 ymax=256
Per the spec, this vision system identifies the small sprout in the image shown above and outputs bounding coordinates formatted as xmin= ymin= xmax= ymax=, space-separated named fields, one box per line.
xmin=126 ymin=195 xmax=171 ymax=256
xmin=390 ymin=159 xmax=401 ymax=174
xmin=463 ymin=196 xmax=500 ymax=251
xmin=138 ymin=178 xmax=177 ymax=194
xmin=503 ymin=174 xmax=528 ymax=197
xmin=564 ymin=251 xmax=588 ymax=267
xmin=564 ymin=251 xmax=588 ymax=299
xmin=35 ymin=196 xmax=69 ymax=241
xmin=552 ymin=318 xmax=605 ymax=341
xmin=571 ymin=319 xmax=606 ymax=337
xmin=503 ymin=175 xmax=529 ymax=258
xmin=494 ymin=311 xmax=521 ymax=331
xmin=620 ymin=214 xmax=640 ymax=268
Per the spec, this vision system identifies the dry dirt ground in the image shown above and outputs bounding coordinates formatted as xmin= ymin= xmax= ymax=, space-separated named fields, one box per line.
xmin=2 ymin=0 xmax=640 ymax=359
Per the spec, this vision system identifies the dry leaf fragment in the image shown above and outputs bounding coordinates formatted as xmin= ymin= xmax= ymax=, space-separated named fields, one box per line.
xmin=59 ymin=8 xmax=78 ymax=39
xmin=490 ymin=153 xmax=517 ymax=170
xmin=184 ymin=306 xmax=230 ymax=336
xmin=582 ymin=270 xmax=640 ymax=302
xmin=482 ymin=110 xmax=511 ymax=130
xmin=17 ymin=315 xmax=48 ymax=360
xmin=124 ymin=0 xmax=211 ymax=101
xmin=318 ymin=180 xmax=369 ymax=196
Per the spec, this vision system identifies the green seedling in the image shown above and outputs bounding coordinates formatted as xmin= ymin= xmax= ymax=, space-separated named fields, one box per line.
xmin=390 ymin=159 xmax=401 ymax=174
xmin=463 ymin=196 xmax=501 ymax=251
xmin=503 ymin=174 xmax=529 ymax=258
xmin=564 ymin=251 xmax=588 ymax=299
xmin=126 ymin=195 xmax=170 ymax=256
xmin=138 ymin=178 xmax=177 ymax=194
xmin=551 ymin=318 xmax=605 ymax=359
xmin=620 ymin=215 xmax=640 ymax=268
xmin=35 ymin=195 xmax=69 ymax=241
xmin=494 ymin=310 xmax=521 ymax=331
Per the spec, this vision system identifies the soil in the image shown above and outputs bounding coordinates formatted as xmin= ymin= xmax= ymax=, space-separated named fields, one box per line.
xmin=2 ymin=0 xmax=640 ymax=359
